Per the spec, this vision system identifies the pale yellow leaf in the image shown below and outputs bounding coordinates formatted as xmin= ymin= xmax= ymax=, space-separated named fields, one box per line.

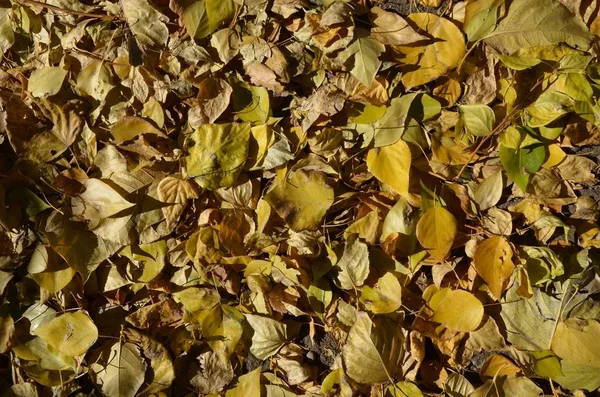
xmin=367 ymin=139 xmax=411 ymax=195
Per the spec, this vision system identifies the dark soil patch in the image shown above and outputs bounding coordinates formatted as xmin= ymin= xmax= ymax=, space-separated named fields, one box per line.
xmin=300 ymin=332 xmax=340 ymax=368
xmin=245 ymin=353 xmax=270 ymax=372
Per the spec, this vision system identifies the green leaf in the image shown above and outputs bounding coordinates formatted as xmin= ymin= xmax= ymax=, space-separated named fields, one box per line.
xmin=484 ymin=0 xmax=594 ymax=54
xmin=386 ymin=381 xmax=424 ymax=397
xmin=499 ymin=127 xmax=546 ymax=191
xmin=459 ymin=104 xmax=495 ymax=137
xmin=35 ymin=312 xmax=98 ymax=357
xmin=373 ymin=94 xmax=418 ymax=147
xmin=525 ymin=90 xmax=573 ymax=127
xmin=381 ymin=197 xmax=416 ymax=241
xmin=464 ymin=0 xmax=503 ymax=42
xmin=185 ymin=123 xmax=251 ymax=190
xmin=7 ymin=186 xmax=50 ymax=217
xmin=496 ymin=53 xmax=542 ymax=70
xmin=521 ymin=246 xmax=564 ymax=286
xmin=342 ymin=312 xmax=404 ymax=384
xmin=500 ymin=286 xmax=561 ymax=351
xmin=531 ymin=349 xmax=564 ymax=379
xmin=28 ymin=67 xmax=68 ymax=98
xmin=183 ymin=0 xmax=234 ymax=40
xmin=0 ymin=1 xmax=14 ymax=54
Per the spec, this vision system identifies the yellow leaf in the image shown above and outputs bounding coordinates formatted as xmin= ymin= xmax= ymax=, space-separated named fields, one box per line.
xmin=433 ymin=76 xmax=462 ymax=107
xmin=344 ymin=210 xmax=381 ymax=245
xmin=416 ymin=207 xmax=457 ymax=261
xmin=367 ymin=139 xmax=411 ymax=195
xmin=35 ymin=312 xmax=98 ymax=357
xmin=158 ymin=176 xmax=200 ymax=228
xmin=551 ymin=318 xmax=600 ymax=367
xmin=360 ymin=272 xmax=402 ymax=314
xmin=111 ymin=116 xmax=167 ymax=144
xmin=264 ymin=168 xmax=334 ymax=231
xmin=473 ymin=236 xmax=515 ymax=300
xmin=395 ymin=13 xmax=466 ymax=88
xmin=226 ymin=367 xmax=261 ymax=397
xmin=369 ymin=7 xmax=428 ymax=46
xmin=28 ymin=245 xmax=76 ymax=293
xmin=480 ymin=354 xmax=522 ymax=379
xmin=342 ymin=312 xmax=404 ymax=384
xmin=123 ymin=328 xmax=175 ymax=394
xmin=185 ymin=123 xmax=251 ymax=189
xmin=429 ymin=288 xmax=484 ymax=332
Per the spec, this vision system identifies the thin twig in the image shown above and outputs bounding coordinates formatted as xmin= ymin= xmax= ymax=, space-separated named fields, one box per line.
xmin=14 ymin=0 xmax=115 ymax=20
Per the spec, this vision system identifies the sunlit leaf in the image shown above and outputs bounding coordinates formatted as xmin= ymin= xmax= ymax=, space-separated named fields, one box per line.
xmin=343 ymin=312 xmax=404 ymax=384
xmin=245 ymin=314 xmax=289 ymax=360
xmin=473 ymin=236 xmax=515 ymax=300
xmin=367 ymin=139 xmax=411 ymax=195
xmin=429 ymin=288 xmax=484 ymax=332
xmin=90 ymin=342 xmax=146 ymax=397
xmin=416 ymin=207 xmax=457 ymax=261
xmin=395 ymin=13 xmax=466 ymax=88
xmin=264 ymin=168 xmax=334 ymax=231
xmin=484 ymin=0 xmax=593 ymax=54
xmin=28 ymin=67 xmax=68 ymax=98
xmin=185 ymin=123 xmax=251 ymax=189
xmin=35 ymin=312 xmax=98 ymax=357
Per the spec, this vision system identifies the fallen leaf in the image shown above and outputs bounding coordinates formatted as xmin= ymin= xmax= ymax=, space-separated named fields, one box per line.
xmin=342 ymin=312 xmax=404 ymax=384
xmin=367 ymin=139 xmax=411 ymax=195
xmin=473 ymin=236 xmax=515 ymax=299
xmin=35 ymin=312 xmax=98 ymax=357
xmin=416 ymin=207 xmax=457 ymax=261
xmin=429 ymin=288 xmax=484 ymax=332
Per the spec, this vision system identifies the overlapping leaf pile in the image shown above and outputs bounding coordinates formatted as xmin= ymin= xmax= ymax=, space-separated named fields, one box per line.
xmin=1 ymin=0 xmax=600 ymax=395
